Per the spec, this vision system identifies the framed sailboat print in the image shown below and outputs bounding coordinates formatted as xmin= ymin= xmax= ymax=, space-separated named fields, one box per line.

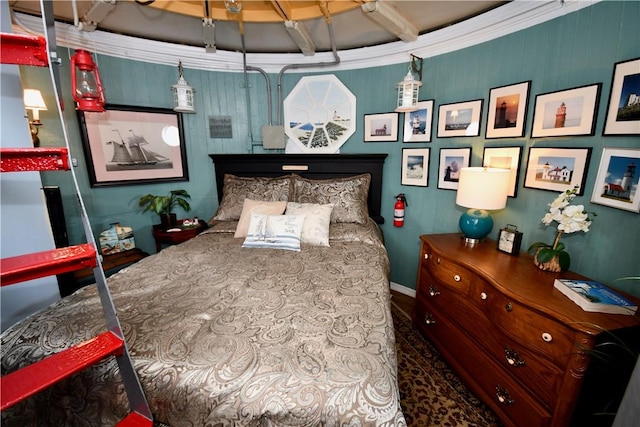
xmin=78 ymin=104 xmax=188 ymax=187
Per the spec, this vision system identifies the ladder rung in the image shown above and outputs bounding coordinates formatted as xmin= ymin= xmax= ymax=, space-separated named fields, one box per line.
xmin=1 ymin=244 xmax=97 ymax=286
xmin=0 ymin=331 xmax=124 ymax=411
xmin=116 ymin=411 xmax=154 ymax=427
xmin=0 ymin=148 xmax=70 ymax=172
xmin=0 ymin=33 xmax=49 ymax=66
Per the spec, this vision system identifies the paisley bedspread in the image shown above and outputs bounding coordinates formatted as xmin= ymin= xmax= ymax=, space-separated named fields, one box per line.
xmin=1 ymin=221 xmax=406 ymax=426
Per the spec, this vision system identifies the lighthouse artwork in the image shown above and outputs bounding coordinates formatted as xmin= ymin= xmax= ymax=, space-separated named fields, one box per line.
xmin=591 ymin=148 xmax=640 ymax=213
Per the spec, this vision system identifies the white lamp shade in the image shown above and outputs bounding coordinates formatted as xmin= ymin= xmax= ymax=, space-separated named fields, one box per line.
xmin=456 ymin=167 xmax=510 ymax=210
xmin=23 ymin=89 xmax=47 ymax=110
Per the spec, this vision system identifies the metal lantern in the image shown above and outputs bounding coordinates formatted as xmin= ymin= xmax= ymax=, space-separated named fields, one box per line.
xmin=171 ymin=62 xmax=196 ymax=113
xmin=70 ymin=49 xmax=105 ymax=112
xmin=395 ymin=66 xmax=422 ymax=112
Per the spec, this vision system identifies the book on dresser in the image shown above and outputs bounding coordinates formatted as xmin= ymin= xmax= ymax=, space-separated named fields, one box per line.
xmin=553 ymin=279 xmax=638 ymax=315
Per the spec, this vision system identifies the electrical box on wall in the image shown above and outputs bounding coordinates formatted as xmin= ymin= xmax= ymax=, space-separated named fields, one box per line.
xmin=262 ymin=125 xmax=285 ymax=149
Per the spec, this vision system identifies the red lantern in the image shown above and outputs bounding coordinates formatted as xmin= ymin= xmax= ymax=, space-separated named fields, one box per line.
xmin=70 ymin=49 xmax=105 ymax=112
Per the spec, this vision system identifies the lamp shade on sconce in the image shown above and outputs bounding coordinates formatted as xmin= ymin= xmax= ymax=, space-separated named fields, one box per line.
xmin=456 ymin=167 xmax=510 ymax=245
xmin=23 ymin=89 xmax=47 ymax=123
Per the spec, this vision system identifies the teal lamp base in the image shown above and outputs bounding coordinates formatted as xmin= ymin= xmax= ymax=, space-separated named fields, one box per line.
xmin=459 ymin=208 xmax=494 ymax=246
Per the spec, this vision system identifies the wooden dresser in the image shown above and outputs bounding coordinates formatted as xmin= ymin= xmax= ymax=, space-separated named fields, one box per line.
xmin=414 ymin=233 xmax=640 ymax=427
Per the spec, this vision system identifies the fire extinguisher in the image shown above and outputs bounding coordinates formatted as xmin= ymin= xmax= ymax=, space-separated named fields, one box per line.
xmin=394 ymin=194 xmax=408 ymax=227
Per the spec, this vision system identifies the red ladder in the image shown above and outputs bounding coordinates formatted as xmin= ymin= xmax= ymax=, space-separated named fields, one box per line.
xmin=0 ymin=2 xmax=152 ymax=425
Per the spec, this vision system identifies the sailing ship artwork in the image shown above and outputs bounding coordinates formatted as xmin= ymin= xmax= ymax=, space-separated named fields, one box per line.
xmin=80 ymin=106 xmax=187 ymax=187
xmin=105 ymin=129 xmax=173 ymax=171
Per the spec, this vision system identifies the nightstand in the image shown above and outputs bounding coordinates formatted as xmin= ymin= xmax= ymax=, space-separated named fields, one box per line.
xmin=63 ymin=248 xmax=149 ymax=296
xmin=152 ymin=219 xmax=208 ymax=252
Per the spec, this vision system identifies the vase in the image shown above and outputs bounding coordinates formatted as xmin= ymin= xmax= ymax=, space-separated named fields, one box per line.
xmin=160 ymin=213 xmax=177 ymax=228
xmin=533 ymin=249 xmax=563 ymax=272
xmin=532 ymin=231 xmax=568 ymax=273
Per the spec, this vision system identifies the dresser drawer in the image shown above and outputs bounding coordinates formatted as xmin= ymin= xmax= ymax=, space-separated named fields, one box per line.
xmin=473 ymin=280 xmax=575 ymax=367
xmin=420 ymin=248 xmax=473 ymax=295
xmin=416 ymin=290 xmax=563 ymax=407
xmin=415 ymin=299 xmax=552 ymax=427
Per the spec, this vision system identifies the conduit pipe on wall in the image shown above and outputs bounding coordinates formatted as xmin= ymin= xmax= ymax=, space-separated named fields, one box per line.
xmin=276 ymin=18 xmax=340 ymax=126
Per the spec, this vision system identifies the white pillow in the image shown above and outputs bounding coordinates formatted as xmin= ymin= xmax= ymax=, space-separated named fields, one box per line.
xmin=242 ymin=214 xmax=305 ymax=251
xmin=234 ymin=199 xmax=287 ymax=238
xmin=285 ymin=202 xmax=334 ymax=247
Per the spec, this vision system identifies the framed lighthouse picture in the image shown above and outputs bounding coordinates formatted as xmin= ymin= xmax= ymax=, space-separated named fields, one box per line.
xmin=78 ymin=104 xmax=188 ymax=187
xmin=531 ymin=83 xmax=601 ymax=138
xmin=591 ymin=147 xmax=640 ymax=213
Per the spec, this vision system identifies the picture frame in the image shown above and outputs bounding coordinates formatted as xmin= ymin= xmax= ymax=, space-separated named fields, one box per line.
xmin=438 ymin=147 xmax=471 ymax=190
xmin=531 ymin=83 xmax=602 ymax=138
xmin=402 ymin=100 xmax=434 ymax=142
xmin=401 ymin=148 xmax=430 ymax=187
xmin=603 ymin=57 xmax=640 ymax=135
xmin=437 ymin=99 xmax=483 ymax=137
xmin=364 ymin=112 xmax=399 ymax=142
xmin=482 ymin=146 xmax=523 ymax=197
xmin=590 ymin=147 xmax=640 ymax=213
xmin=485 ymin=81 xmax=531 ymax=139
xmin=78 ymin=104 xmax=188 ymax=187
xmin=523 ymin=147 xmax=592 ymax=195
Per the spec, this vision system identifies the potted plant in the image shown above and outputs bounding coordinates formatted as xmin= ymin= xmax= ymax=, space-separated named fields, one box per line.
xmin=139 ymin=189 xmax=191 ymax=227
xmin=527 ymin=186 xmax=596 ymax=272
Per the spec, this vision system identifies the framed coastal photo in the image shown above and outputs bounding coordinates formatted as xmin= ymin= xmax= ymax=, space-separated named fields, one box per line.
xmin=78 ymin=104 xmax=188 ymax=187
xmin=482 ymin=146 xmax=523 ymax=197
xmin=603 ymin=58 xmax=640 ymax=135
xmin=438 ymin=147 xmax=471 ymax=190
xmin=403 ymin=100 xmax=434 ymax=142
xmin=364 ymin=112 xmax=399 ymax=142
xmin=591 ymin=147 xmax=640 ymax=213
xmin=524 ymin=147 xmax=592 ymax=195
xmin=437 ymin=100 xmax=483 ymax=137
xmin=531 ymin=83 xmax=602 ymax=138
xmin=485 ymin=81 xmax=531 ymax=139
xmin=401 ymin=148 xmax=430 ymax=187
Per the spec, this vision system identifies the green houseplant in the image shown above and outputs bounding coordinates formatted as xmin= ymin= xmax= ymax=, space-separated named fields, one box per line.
xmin=139 ymin=189 xmax=191 ymax=227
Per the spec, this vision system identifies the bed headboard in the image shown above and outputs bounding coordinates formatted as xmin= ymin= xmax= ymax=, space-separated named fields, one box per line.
xmin=209 ymin=154 xmax=388 ymax=224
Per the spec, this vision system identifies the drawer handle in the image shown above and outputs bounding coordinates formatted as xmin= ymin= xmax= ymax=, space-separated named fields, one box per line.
xmin=428 ymin=285 xmax=440 ymax=297
xmin=436 ymin=257 xmax=441 ymax=264
xmin=495 ymin=385 xmax=515 ymax=406
xmin=424 ymin=253 xmax=429 ymax=260
xmin=480 ymin=292 xmax=488 ymax=300
xmin=504 ymin=347 xmax=526 ymax=367
xmin=505 ymin=302 xmax=513 ymax=312
xmin=424 ymin=313 xmax=436 ymax=325
xmin=453 ymin=274 xmax=461 ymax=282
xmin=542 ymin=332 xmax=553 ymax=342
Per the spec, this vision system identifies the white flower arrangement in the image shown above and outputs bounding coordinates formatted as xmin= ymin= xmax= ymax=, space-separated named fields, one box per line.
xmin=541 ymin=186 xmax=594 ymax=234
xmin=528 ymin=186 xmax=596 ymax=272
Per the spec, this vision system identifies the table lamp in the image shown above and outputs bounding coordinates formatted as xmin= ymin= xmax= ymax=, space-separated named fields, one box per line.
xmin=456 ymin=167 xmax=510 ymax=246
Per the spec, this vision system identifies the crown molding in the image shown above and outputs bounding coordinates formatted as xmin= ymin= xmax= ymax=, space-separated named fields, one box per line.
xmin=12 ymin=0 xmax=598 ymax=74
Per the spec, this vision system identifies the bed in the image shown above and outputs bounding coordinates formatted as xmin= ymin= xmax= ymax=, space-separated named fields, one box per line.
xmin=1 ymin=154 xmax=406 ymax=426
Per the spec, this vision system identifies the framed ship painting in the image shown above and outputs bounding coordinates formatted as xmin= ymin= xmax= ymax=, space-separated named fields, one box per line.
xmin=78 ymin=104 xmax=188 ymax=187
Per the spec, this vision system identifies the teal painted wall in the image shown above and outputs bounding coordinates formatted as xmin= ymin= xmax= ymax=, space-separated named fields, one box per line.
xmin=25 ymin=1 xmax=639 ymax=295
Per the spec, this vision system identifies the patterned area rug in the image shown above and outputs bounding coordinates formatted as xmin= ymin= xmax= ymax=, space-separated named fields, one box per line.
xmin=391 ymin=302 xmax=502 ymax=427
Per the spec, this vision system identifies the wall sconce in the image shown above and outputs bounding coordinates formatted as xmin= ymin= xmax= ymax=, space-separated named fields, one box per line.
xmin=455 ymin=167 xmax=510 ymax=246
xmin=23 ymin=88 xmax=47 ymax=147
xmin=395 ymin=55 xmax=423 ymax=113
xmin=70 ymin=49 xmax=106 ymax=112
xmin=171 ymin=61 xmax=196 ymax=113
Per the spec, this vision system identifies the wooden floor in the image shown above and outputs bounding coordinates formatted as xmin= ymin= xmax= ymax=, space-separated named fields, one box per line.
xmin=390 ymin=289 xmax=415 ymax=318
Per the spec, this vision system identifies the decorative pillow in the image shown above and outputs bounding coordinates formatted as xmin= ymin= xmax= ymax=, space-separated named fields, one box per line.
xmin=242 ymin=214 xmax=305 ymax=251
xmin=285 ymin=202 xmax=334 ymax=246
xmin=211 ymin=174 xmax=291 ymax=222
xmin=291 ymin=174 xmax=371 ymax=224
xmin=234 ymin=199 xmax=287 ymax=238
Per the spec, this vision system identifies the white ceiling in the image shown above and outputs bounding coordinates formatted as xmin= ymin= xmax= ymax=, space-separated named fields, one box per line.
xmin=9 ymin=1 xmax=507 ymax=54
